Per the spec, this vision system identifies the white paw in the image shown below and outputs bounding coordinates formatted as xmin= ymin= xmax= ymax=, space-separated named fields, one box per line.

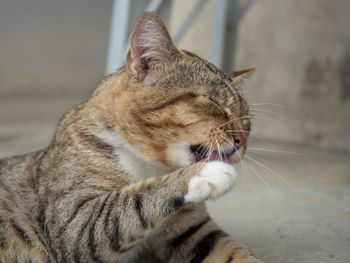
xmin=184 ymin=162 xmax=237 ymax=203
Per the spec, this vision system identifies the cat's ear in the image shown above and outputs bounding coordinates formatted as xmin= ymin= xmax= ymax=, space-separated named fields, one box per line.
xmin=126 ymin=12 xmax=177 ymax=77
xmin=227 ymin=68 xmax=255 ymax=84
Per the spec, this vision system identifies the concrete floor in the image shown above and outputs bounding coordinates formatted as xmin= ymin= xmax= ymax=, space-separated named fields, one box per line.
xmin=0 ymin=94 xmax=349 ymax=263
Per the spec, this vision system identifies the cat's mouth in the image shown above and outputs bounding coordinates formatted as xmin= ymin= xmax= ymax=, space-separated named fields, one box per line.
xmin=190 ymin=144 xmax=235 ymax=164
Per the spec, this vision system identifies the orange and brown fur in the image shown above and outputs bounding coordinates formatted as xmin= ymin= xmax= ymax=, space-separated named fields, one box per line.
xmin=0 ymin=12 xmax=262 ymax=263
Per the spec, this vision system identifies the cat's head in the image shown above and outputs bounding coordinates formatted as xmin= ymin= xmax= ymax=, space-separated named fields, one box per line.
xmin=109 ymin=12 xmax=254 ymax=168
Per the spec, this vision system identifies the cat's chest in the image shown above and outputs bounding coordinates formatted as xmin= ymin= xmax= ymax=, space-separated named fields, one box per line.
xmin=99 ymin=129 xmax=175 ymax=181
xmin=115 ymin=147 xmax=175 ymax=181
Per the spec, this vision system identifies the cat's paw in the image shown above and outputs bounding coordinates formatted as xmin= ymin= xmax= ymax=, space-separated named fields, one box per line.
xmin=184 ymin=161 xmax=237 ymax=203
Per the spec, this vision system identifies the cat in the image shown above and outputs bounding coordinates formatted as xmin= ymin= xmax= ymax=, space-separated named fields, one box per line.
xmin=0 ymin=12 xmax=262 ymax=263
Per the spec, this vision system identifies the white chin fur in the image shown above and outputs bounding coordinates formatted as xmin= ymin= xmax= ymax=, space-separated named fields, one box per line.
xmin=232 ymin=148 xmax=243 ymax=163
xmin=166 ymin=141 xmax=193 ymax=168
xmin=99 ymin=130 xmax=174 ymax=181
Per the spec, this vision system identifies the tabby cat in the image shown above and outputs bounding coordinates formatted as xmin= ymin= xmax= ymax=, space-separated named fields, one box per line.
xmin=0 ymin=12 xmax=262 ymax=263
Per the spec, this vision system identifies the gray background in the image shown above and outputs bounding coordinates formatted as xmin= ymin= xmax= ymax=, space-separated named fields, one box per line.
xmin=0 ymin=1 xmax=349 ymax=262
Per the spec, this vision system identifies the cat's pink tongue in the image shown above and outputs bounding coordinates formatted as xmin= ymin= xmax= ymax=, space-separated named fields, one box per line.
xmin=201 ymin=151 xmax=231 ymax=164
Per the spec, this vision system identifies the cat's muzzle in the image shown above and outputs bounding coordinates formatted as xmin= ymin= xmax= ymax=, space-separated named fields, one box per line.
xmin=190 ymin=144 xmax=236 ymax=164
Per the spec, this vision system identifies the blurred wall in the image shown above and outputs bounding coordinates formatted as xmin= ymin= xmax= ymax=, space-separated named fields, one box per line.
xmin=171 ymin=0 xmax=350 ymax=152
xmin=169 ymin=0 xmax=213 ymax=60
xmin=0 ymin=0 xmax=113 ymax=97
xmin=0 ymin=0 xmax=114 ymax=156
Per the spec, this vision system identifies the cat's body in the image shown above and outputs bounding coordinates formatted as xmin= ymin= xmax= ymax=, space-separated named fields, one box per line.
xmin=0 ymin=12 xmax=262 ymax=263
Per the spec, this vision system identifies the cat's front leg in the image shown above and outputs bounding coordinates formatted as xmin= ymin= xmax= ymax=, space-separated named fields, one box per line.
xmin=113 ymin=161 xmax=237 ymax=244
xmin=132 ymin=162 xmax=264 ymax=263
xmin=118 ymin=162 xmax=248 ymax=263
xmin=51 ymin=162 xmax=236 ymax=262
xmin=197 ymin=236 xmax=264 ymax=263
xmin=118 ymin=160 xmax=237 ymax=254
xmin=142 ymin=205 xmax=264 ymax=263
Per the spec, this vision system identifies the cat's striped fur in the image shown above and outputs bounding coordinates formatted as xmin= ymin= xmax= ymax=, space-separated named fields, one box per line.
xmin=0 ymin=12 xmax=262 ymax=263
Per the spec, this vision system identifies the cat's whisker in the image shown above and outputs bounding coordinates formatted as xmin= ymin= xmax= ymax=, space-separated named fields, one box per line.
xmin=225 ymin=129 xmax=259 ymax=139
xmin=244 ymin=154 xmax=297 ymax=191
xmin=240 ymin=159 xmax=249 ymax=179
xmin=202 ymin=146 xmax=209 ymax=157
xmin=226 ymin=132 xmax=258 ymax=140
xmin=214 ymin=136 xmax=223 ymax=162
xmin=202 ymin=143 xmax=212 ymax=162
xmin=218 ymin=143 xmax=223 ymax=162
xmin=240 ymin=159 xmax=256 ymax=185
xmin=249 ymin=108 xmax=290 ymax=121
xmin=206 ymin=144 xmax=213 ymax=163
xmin=244 ymin=158 xmax=293 ymax=240
xmin=219 ymin=134 xmax=244 ymax=163
xmin=251 ymin=155 xmax=299 ymax=192
xmin=198 ymin=144 xmax=205 ymax=154
xmin=217 ymin=117 xmax=242 ymax=129
xmin=251 ymin=102 xmax=298 ymax=114
xmin=246 ymin=151 xmax=284 ymax=169
xmin=247 ymin=147 xmax=306 ymax=157
xmin=225 ymin=130 xmax=249 ymax=133
xmin=207 ymin=142 xmax=213 ymax=163
xmin=249 ymin=114 xmax=275 ymax=123
xmin=249 ymin=114 xmax=286 ymax=130
xmin=219 ymin=134 xmax=234 ymax=149
xmin=244 ymin=158 xmax=278 ymax=200
xmin=203 ymin=142 xmax=211 ymax=163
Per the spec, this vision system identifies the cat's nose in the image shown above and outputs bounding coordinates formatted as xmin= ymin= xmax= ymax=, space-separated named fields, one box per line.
xmin=233 ymin=135 xmax=245 ymax=150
